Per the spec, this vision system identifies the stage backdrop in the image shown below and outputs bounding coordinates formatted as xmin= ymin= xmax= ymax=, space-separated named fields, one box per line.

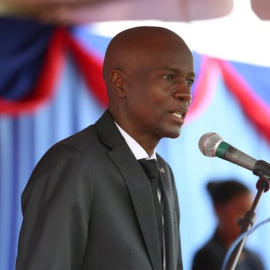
xmin=0 ymin=17 xmax=270 ymax=270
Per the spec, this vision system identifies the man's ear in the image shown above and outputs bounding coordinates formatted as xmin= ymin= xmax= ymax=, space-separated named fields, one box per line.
xmin=110 ymin=71 xmax=126 ymax=97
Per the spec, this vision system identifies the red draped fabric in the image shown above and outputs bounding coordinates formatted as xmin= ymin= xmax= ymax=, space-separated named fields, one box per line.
xmin=219 ymin=60 xmax=270 ymax=145
xmin=0 ymin=26 xmax=269 ymax=145
xmin=0 ymin=28 xmax=66 ymax=115
xmin=0 ymin=27 xmax=107 ymax=115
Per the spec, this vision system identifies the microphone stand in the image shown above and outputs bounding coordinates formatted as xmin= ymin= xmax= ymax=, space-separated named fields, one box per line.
xmin=225 ymin=176 xmax=270 ymax=270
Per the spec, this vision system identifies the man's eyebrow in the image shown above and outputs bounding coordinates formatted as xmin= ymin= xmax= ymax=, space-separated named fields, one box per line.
xmin=159 ymin=66 xmax=195 ymax=78
xmin=159 ymin=66 xmax=179 ymax=72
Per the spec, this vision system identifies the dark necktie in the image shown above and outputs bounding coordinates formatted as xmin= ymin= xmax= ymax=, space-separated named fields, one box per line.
xmin=138 ymin=159 xmax=163 ymax=259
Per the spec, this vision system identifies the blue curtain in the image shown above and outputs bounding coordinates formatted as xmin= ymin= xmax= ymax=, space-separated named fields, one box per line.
xmin=1 ymin=23 xmax=270 ymax=270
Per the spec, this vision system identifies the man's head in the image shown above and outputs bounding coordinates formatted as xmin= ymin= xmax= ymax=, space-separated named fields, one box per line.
xmin=103 ymin=26 xmax=195 ymax=152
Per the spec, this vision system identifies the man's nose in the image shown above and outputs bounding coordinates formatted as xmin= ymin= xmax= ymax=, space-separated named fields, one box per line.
xmin=174 ymin=92 xmax=192 ymax=103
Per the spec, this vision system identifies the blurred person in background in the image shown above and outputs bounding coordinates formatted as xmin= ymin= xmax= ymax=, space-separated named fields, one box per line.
xmin=192 ymin=179 xmax=265 ymax=270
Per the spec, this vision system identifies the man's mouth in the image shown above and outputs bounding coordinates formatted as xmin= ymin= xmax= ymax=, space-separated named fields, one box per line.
xmin=172 ymin=112 xmax=186 ymax=119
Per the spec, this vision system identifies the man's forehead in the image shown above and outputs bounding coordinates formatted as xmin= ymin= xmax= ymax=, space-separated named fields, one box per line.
xmin=111 ymin=28 xmax=184 ymax=50
xmin=159 ymin=66 xmax=195 ymax=77
xmin=103 ymin=27 xmax=192 ymax=76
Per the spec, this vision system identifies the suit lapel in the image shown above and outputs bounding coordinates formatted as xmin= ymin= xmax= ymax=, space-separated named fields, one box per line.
xmin=95 ymin=111 xmax=163 ymax=270
xmin=158 ymin=164 xmax=177 ymax=270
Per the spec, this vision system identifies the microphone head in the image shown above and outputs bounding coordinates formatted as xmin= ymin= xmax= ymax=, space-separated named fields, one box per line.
xmin=199 ymin=132 xmax=223 ymax=157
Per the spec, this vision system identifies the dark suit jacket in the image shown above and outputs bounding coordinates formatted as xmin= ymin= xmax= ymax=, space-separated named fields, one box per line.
xmin=16 ymin=110 xmax=183 ymax=270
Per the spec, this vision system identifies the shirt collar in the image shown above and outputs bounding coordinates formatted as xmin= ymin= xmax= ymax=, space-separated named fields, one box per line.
xmin=115 ymin=122 xmax=156 ymax=160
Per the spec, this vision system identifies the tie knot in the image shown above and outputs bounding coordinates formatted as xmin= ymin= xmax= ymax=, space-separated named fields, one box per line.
xmin=138 ymin=159 xmax=158 ymax=179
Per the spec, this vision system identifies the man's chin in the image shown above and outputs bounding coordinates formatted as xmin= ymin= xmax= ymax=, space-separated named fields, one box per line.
xmin=164 ymin=128 xmax=182 ymax=139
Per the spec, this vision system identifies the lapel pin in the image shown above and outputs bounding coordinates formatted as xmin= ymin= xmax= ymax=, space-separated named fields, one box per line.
xmin=159 ymin=167 xmax=165 ymax=173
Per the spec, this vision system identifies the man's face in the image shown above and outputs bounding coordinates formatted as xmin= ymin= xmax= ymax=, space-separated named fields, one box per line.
xmin=124 ymin=45 xmax=194 ymax=142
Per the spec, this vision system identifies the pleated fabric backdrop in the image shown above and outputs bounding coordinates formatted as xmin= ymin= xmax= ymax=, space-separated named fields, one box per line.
xmin=0 ymin=18 xmax=270 ymax=270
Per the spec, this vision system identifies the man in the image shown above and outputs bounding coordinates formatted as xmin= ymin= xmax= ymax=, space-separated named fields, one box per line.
xmin=16 ymin=26 xmax=195 ymax=270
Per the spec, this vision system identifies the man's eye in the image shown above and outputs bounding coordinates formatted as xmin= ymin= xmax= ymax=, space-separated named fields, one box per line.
xmin=163 ymin=74 xmax=174 ymax=80
xmin=185 ymin=79 xmax=194 ymax=87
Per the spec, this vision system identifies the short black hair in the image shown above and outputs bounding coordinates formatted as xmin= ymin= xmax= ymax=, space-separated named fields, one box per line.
xmin=207 ymin=179 xmax=250 ymax=205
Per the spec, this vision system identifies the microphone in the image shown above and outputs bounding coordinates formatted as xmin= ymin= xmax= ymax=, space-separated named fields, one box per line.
xmin=198 ymin=132 xmax=270 ymax=179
